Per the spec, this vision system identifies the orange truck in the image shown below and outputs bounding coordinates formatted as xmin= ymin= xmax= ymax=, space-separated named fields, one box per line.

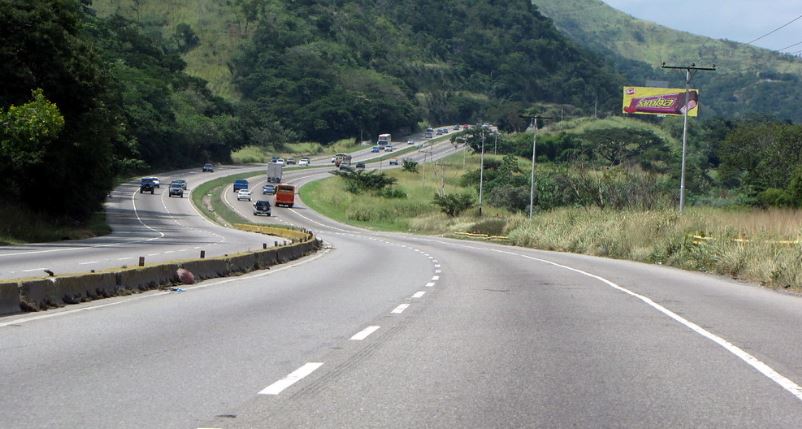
xmin=275 ymin=184 xmax=295 ymax=207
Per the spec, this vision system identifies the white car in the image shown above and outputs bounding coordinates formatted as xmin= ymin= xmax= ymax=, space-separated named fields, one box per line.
xmin=298 ymin=158 xmax=310 ymax=166
xmin=236 ymin=189 xmax=252 ymax=201
xmin=276 ymin=158 xmax=285 ymax=165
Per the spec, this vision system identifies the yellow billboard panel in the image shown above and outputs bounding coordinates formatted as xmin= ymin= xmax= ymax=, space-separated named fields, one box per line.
xmin=622 ymin=86 xmax=699 ymax=117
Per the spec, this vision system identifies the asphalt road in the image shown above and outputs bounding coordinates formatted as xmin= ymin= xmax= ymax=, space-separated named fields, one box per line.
xmin=3 ymin=132 xmax=802 ymax=428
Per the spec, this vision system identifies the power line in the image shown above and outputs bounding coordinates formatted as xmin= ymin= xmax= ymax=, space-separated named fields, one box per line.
xmin=745 ymin=13 xmax=802 ymax=45
xmin=779 ymin=40 xmax=802 ymax=51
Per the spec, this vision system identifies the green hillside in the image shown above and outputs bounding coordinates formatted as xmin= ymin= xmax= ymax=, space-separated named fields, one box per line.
xmin=91 ymin=0 xmax=246 ymax=99
xmin=534 ymin=0 xmax=802 ymax=122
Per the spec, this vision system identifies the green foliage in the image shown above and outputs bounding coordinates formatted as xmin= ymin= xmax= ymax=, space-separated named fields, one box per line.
xmin=432 ymin=192 xmax=474 ymax=217
xmin=333 ymin=170 xmax=398 ymax=194
xmin=402 ymin=159 xmax=419 ymax=173
xmin=0 ymin=89 xmax=64 ymax=168
xmin=231 ymin=0 xmax=622 ymax=142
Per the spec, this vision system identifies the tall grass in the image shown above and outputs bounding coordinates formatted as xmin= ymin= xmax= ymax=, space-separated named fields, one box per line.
xmin=302 ymin=151 xmax=802 ymax=290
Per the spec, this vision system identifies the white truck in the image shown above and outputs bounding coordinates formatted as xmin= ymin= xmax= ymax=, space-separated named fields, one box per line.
xmin=267 ymin=163 xmax=283 ymax=183
xmin=378 ymin=133 xmax=391 ymax=147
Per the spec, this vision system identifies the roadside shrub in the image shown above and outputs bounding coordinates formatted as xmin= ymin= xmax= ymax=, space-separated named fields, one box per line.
xmin=433 ymin=192 xmax=474 ymax=217
xmin=402 ymin=159 xmax=418 ymax=173
xmin=334 ymin=170 xmax=397 ymax=193
xmin=756 ymin=188 xmax=792 ymax=207
xmin=377 ymin=187 xmax=407 ymax=199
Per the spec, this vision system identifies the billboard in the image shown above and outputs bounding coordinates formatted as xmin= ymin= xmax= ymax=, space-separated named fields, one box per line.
xmin=622 ymin=86 xmax=699 ymax=117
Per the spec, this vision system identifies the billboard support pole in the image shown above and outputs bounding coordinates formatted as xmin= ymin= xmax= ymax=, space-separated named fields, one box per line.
xmin=661 ymin=63 xmax=716 ymax=213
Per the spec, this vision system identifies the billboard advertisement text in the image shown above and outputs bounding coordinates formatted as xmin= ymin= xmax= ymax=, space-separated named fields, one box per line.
xmin=622 ymin=86 xmax=699 ymax=117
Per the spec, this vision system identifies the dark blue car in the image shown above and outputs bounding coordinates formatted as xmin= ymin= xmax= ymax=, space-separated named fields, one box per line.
xmin=233 ymin=179 xmax=249 ymax=192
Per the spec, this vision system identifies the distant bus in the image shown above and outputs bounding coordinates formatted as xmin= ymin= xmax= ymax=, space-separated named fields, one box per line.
xmin=275 ymin=184 xmax=295 ymax=208
xmin=378 ymin=133 xmax=391 ymax=146
xmin=334 ymin=153 xmax=352 ymax=167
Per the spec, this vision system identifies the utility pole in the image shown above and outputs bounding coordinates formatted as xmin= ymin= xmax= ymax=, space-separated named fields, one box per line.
xmin=522 ymin=115 xmax=556 ymax=219
xmin=478 ymin=128 xmax=486 ymax=216
xmin=661 ymin=62 xmax=716 ymax=213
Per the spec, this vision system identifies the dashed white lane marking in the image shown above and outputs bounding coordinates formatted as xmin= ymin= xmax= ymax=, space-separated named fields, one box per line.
xmin=391 ymin=304 xmax=410 ymax=314
xmin=350 ymin=325 xmax=380 ymax=341
xmin=78 ymin=261 xmax=98 ymax=265
xmin=434 ymin=264 xmax=441 ymax=268
xmin=412 ymin=291 xmax=426 ymax=299
xmin=23 ymin=268 xmax=46 ymax=272
xmin=164 ymin=251 xmax=175 ymax=254
xmin=116 ymin=257 xmax=132 ymax=261
xmin=428 ymin=256 xmax=434 ymax=259
xmin=432 ymin=275 xmax=440 ymax=281
xmin=482 ymin=245 xmax=802 ymax=403
xmin=147 ymin=253 xmax=159 ymax=257
xmin=425 ymin=282 xmax=435 ymax=287
xmin=435 ymin=269 xmax=442 ymax=274
xmin=259 ymin=362 xmax=324 ymax=395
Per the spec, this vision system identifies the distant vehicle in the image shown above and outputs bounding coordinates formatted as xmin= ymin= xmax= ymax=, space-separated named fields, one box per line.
xmin=275 ymin=184 xmax=295 ymax=207
xmin=334 ymin=153 xmax=352 ymax=167
xmin=378 ymin=133 xmax=391 ymax=147
xmin=435 ymin=129 xmax=443 ymax=136
xmin=237 ymin=189 xmax=252 ymax=201
xmin=253 ymin=200 xmax=271 ymax=216
xmin=271 ymin=156 xmax=278 ymax=162
xmin=139 ymin=178 xmax=155 ymax=194
xmin=171 ymin=179 xmax=187 ymax=190
xmin=233 ymin=179 xmax=249 ymax=192
xmin=339 ymin=164 xmax=355 ymax=173
xmin=441 ymin=128 xmax=449 ymax=134
xmin=202 ymin=163 xmax=214 ymax=172
xmin=371 ymin=146 xmax=381 ymax=153
xmin=298 ymin=158 xmax=310 ymax=166
xmin=462 ymin=124 xmax=469 ymax=130
xmin=143 ymin=176 xmax=160 ymax=188
xmin=275 ymin=158 xmax=285 ymax=165
xmin=262 ymin=184 xmax=276 ymax=195
xmin=453 ymin=124 xmax=460 ymax=130
xmin=384 ymin=145 xmax=394 ymax=152
xmin=425 ymin=128 xmax=434 ymax=138
xmin=286 ymin=158 xmax=296 ymax=165
xmin=407 ymin=139 xmax=415 ymax=145
xmin=267 ymin=163 xmax=283 ymax=183
xmin=355 ymin=162 xmax=366 ymax=170
xmin=389 ymin=158 xmax=399 ymax=166
xmin=330 ymin=156 xmax=337 ymax=163
xmin=168 ymin=183 xmax=183 ymax=198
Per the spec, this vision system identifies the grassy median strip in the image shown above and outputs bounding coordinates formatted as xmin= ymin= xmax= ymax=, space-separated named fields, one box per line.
xmin=191 ymin=172 xmax=262 ymax=227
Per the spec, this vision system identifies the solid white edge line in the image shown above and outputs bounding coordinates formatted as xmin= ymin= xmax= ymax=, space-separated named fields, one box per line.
xmin=258 ymin=362 xmax=324 ymax=395
xmin=492 ymin=248 xmax=802 ymax=403
xmin=412 ymin=291 xmax=426 ymax=298
xmin=391 ymin=304 xmax=410 ymax=314
xmin=350 ymin=325 xmax=381 ymax=341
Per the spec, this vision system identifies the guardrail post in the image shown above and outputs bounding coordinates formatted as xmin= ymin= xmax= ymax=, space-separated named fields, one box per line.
xmin=263 ymin=243 xmax=267 ymax=249
xmin=138 ymin=256 xmax=145 ymax=267
xmin=274 ymin=241 xmax=278 ymax=247
xmin=200 ymin=250 xmax=206 ymax=259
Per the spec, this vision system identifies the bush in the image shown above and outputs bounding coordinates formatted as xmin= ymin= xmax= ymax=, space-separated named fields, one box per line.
xmin=469 ymin=218 xmax=507 ymax=236
xmin=402 ymin=159 xmax=419 ymax=173
xmin=334 ymin=170 xmax=397 ymax=193
xmin=378 ymin=187 xmax=407 ymax=199
xmin=433 ymin=192 xmax=474 ymax=217
xmin=757 ymin=188 xmax=792 ymax=207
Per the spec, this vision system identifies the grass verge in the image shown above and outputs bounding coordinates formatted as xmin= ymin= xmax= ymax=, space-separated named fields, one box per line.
xmin=0 ymin=203 xmax=111 ymax=245
xmin=301 ymin=152 xmax=802 ymax=290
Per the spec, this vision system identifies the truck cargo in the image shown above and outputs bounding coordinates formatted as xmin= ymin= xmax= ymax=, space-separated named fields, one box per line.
xmin=275 ymin=184 xmax=295 ymax=208
xmin=378 ymin=133 xmax=391 ymax=147
xmin=267 ymin=163 xmax=283 ymax=183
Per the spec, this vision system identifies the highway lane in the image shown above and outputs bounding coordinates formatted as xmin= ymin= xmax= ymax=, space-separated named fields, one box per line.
xmin=0 ymin=165 xmax=282 ymax=280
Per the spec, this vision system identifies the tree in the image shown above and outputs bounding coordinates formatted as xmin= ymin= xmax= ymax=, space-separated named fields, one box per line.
xmin=433 ymin=192 xmax=474 ymax=217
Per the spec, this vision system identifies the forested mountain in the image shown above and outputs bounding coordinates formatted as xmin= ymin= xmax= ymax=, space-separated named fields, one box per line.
xmin=94 ymin=0 xmax=625 ymax=143
xmin=535 ymin=0 xmax=802 ymax=122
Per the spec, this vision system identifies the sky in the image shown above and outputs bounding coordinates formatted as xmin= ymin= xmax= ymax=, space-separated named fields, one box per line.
xmin=601 ymin=0 xmax=802 ymax=53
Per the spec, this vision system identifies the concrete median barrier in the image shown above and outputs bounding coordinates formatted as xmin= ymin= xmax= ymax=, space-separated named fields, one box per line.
xmin=19 ymin=279 xmax=58 ymax=311
xmin=54 ymin=272 xmax=119 ymax=305
xmin=4 ymin=228 xmax=322 ymax=314
xmin=227 ymin=253 xmax=258 ymax=274
xmin=117 ymin=264 xmax=179 ymax=291
xmin=180 ymin=258 xmax=230 ymax=280
xmin=0 ymin=282 xmax=20 ymax=316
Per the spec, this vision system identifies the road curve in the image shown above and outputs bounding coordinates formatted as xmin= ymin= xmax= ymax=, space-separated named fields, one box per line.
xmin=4 ymin=135 xmax=802 ymax=427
